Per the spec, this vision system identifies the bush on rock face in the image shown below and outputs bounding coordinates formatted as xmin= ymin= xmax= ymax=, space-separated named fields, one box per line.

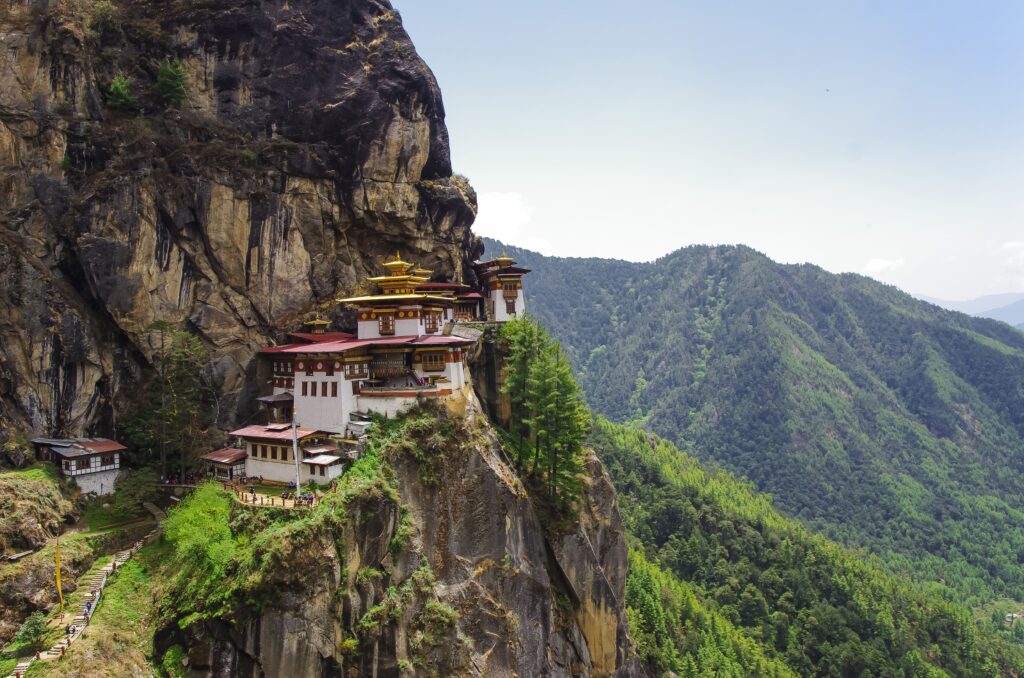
xmin=107 ymin=73 xmax=137 ymax=112
xmin=154 ymin=59 xmax=187 ymax=108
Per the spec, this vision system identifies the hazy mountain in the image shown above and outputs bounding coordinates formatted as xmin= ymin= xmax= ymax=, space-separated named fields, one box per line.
xmin=982 ymin=298 xmax=1024 ymax=327
xmin=918 ymin=292 xmax=1024 ymax=315
xmin=919 ymin=293 xmax=1024 ymax=327
xmin=486 ymin=237 xmax=1024 ymax=607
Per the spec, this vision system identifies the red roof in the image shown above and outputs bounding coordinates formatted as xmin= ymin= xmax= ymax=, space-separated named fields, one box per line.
xmin=203 ymin=448 xmax=248 ymax=464
xmin=410 ymin=335 xmax=474 ymax=346
xmin=457 ymin=292 xmax=483 ymax=300
xmin=287 ymin=332 xmax=356 ymax=343
xmin=260 ymin=344 xmax=299 ymax=354
xmin=271 ymin=335 xmax=473 ymax=354
xmin=78 ymin=439 xmax=127 ymax=453
xmin=229 ymin=425 xmax=317 ymax=441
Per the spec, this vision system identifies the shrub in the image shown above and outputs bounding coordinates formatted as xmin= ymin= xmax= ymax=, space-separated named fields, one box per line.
xmin=89 ymin=0 xmax=121 ymax=35
xmin=107 ymin=73 xmax=136 ymax=111
xmin=154 ymin=58 xmax=187 ymax=108
xmin=161 ymin=644 xmax=187 ymax=678
xmin=14 ymin=612 xmax=48 ymax=652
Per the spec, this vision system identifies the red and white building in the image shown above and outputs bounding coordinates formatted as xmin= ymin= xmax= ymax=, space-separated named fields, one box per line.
xmin=31 ymin=437 xmax=126 ymax=495
xmin=229 ymin=255 xmax=479 ymax=484
xmin=473 ymin=254 xmax=529 ymax=322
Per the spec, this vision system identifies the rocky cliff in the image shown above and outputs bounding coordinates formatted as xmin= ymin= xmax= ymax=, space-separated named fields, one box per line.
xmin=0 ymin=0 xmax=479 ymax=438
xmin=156 ymin=400 xmax=646 ymax=678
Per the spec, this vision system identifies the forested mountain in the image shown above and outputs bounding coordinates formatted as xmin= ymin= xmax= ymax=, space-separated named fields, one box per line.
xmin=595 ymin=418 xmax=1024 ymax=675
xmin=486 ymin=238 xmax=1024 ymax=608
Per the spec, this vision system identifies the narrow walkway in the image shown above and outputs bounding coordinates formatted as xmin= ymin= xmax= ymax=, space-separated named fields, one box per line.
xmin=233 ymin=488 xmax=317 ymax=510
xmin=5 ymin=508 xmax=164 ymax=678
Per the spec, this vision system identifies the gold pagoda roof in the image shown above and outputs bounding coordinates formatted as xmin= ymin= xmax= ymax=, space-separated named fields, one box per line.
xmin=336 ymin=293 xmax=456 ymax=306
xmin=381 ymin=252 xmax=418 ymax=276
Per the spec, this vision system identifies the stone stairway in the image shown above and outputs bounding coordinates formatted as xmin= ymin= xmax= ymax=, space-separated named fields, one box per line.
xmin=5 ymin=513 xmax=162 ymax=678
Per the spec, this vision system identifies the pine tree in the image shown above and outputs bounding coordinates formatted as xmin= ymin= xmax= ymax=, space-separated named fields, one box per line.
xmin=546 ymin=350 xmax=588 ymax=506
xmin=154 ymin=58 xmax=187 ymax=108
xmin=107 ymin=72 xmax=137 ymax=111
xmin=500 ymin=317 xmax=546 ymax=464
xmin=500 ymin=316 xmax=590 ymax=508
xmin=122 ymin=326 xmax=216 ymax=475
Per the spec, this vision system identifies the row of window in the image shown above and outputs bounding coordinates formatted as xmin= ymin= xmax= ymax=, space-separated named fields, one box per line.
xmin=301 ymin=381 xmax=339 ymax=398
xmin=63 ymin=454 xmax=118 ymax=471
xmin=273 ymin=361 xmax=294 ymax=374
xmin=251 ymin=444 xmax=291 ymax=462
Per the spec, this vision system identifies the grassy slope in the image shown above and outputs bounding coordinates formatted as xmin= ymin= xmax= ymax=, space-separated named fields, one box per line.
xmin=23 ymin=543 xmax=168 ymax=677
xmin=594 ymin=417 xmax=1024 ymax=676
xmin=490 ymin=238 xmax=1024 ymax=608
xmin=0 ymin=465 xmax=76 ymax=554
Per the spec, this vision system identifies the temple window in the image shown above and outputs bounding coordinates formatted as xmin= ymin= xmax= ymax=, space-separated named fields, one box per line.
xmin=506 ymin=299 xmax=516 ymax=315
xmin=345 ymin=362 xmax=368 ymax=380
xmin=379 ymin=314 xmax=395 ymax=335
xmin=423 ymin=352 xmax=445 ymax=372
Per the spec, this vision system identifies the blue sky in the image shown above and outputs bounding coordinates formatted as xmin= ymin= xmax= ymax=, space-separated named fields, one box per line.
xmin=394 ymin=1 xmax=1024 ymax=299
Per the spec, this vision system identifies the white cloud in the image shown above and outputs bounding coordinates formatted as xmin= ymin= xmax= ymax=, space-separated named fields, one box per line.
xmin=998 ymin=242 xmax=1024 ymax=289
xmin=1001 ymin=241 xmax=1024 ymax=262
xmin=472 ymin=192 xmax=552 ymax=253
xmin=862 ymin=257 xmax=906 ymax=276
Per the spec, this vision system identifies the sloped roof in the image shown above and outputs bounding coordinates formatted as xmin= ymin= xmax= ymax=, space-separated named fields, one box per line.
xmin=31 ymin=438 xmax=126 ymax=457
xmin=203 ymin=448 xmax=248 ymax=464
xmin=229 ymin=425 xmax=317 ymax=441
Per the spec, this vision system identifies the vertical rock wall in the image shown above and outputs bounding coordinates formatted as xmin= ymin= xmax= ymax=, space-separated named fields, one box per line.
xmin=0 ymin=0 xmax=480 ymax=437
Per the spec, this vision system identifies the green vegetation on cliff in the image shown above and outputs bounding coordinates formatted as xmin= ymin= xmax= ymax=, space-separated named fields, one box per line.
xmin=491 ymin=239 xmax=1024 ymax=609
xmin=121 ymin=327 xmax=219 ymax=477
xmin=595 ymin=418 xmax=1024 ymax=676
xmin=162 ymin=440 xmax=397 ymax=626
xmin=0 ymin=465 xmax=75 ymax=555
xmin=499 ymin=318 xmax=590 ymax=509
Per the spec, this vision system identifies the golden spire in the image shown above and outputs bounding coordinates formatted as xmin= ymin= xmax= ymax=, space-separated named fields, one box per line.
xmin=303 ymin=313 xmax=331 ymax=334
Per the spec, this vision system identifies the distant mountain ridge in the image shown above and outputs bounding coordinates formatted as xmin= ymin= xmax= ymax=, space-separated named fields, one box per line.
xmin=485 ymin=237 xmax=1024 ymax=607
xmin=919 ymin=293 xmax=1024 ymax=326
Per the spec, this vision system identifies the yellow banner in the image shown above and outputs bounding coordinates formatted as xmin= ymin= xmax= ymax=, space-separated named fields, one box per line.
xmin=55 ymin=539 xmax=64 ymax=613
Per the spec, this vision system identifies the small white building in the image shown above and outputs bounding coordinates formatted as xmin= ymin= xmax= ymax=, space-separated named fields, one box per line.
xmin=31 ymin=438 xmax=126 ymax=496
xmin=201 ymin=447 xmax=248 ymax=481
xmin=227 ymin=424 xmax=348 ymax=485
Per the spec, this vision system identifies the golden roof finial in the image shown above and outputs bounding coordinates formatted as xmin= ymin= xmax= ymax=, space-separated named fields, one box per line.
xmin=303 ymin=313 xmax=332 ymax=334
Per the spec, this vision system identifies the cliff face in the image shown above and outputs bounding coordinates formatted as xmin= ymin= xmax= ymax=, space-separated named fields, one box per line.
xmin=0 ymin=0 xmax=479 ymax=437
xmin=159 ymin=400 xmax=645 ymax=678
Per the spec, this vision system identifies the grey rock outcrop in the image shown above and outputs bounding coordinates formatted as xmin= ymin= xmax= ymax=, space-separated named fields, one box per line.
xmin=0 ymin=0 xmax=479 ymax=437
